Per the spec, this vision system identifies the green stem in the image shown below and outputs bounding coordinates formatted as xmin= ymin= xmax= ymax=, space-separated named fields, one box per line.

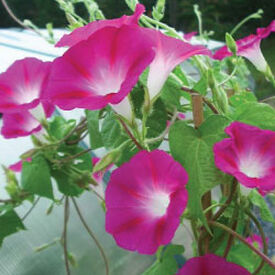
xmin=62 ymin=197 xmax=71 ymax=275
xmin=230 ymin=10 xmax=263 ymax=36
xmin=244 ymin=209 xmax=268 ymax=275
xmin=71 ymin=198 xmax=109 ymax=275
xmin=209 ymin=221 xmax=275 ymax=270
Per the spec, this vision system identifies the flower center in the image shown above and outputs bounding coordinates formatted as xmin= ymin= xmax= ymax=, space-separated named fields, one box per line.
xmin=239 ymin=154 xmax=267 ymax=178
xmin=148 ymin=192 xmax=170 ymax=217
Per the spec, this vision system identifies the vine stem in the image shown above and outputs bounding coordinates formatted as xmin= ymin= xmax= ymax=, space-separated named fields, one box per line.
xmin=146 ymin=108 xmax=178 ymax=144
xmin=63 ymin=197 xmax=71 ymax=275
xmin=181 ymin=86 xmax=219 ymax=115
xmin=212 ymin=178 xmax=238 ymax=221
xmin=245 ymin=209 xmax=268 ymax=275
xmin=209 ymin=221 xmax=275 ymax=270
xmin=117 ymin=116 xmax=143 ymax=150
xmin=22 ymin=197 xmax=40 ymax=221
xmin=1 ymin=0 xmax=39 ymax=34
xmin=71 ymin=198 xmax=109 ymax=275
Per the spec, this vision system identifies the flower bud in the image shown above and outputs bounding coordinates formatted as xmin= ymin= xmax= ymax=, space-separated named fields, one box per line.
xmin=225 ymin=33 xmax=237 ymax=56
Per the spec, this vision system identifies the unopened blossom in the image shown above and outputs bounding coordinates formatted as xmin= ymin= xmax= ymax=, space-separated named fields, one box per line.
xmin=213 ymin=20 xmax=275 ymax=72
xmin=0 ymin=58 xmax=52 ymax=114
xmin=46 ymin=25 xmax=155 ymax=111
xmin=246 ymin=234 xmax=269 ymax=251
xmin=177 ymin=254 xmax=251 ymax=275
xmin=105 ymin=150 xmax=188 ymax=254
xmin=56 ymin=4 xmax=145 ymax=48
xmin=214 ymin=121 xmax=275 ymax=193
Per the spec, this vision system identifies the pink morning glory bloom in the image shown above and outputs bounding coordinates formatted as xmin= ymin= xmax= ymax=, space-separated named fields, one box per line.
xmin=213 ymin=20 xmax=275 ymax=72
xmin=0 ymin=58 xmax=52 ymax=113
xmin=105 ymin=150 xmax=188 ymax=254
xmin=9 ymin=158 xmax=32 ymax=173
xmin=46 ymin=25 xmax=155 ymax=111
xmin=144 ymin=28 xmax=211 ymax=100
xmin=214 ymin=121 xmax=275 ymax=193
xmin=56 ymin=4 xmax=145 ymax=48
xmin=177 ymin=254 xmax=251 ymax=275
xmin=246 ymin=234 xmax=269 ymax=251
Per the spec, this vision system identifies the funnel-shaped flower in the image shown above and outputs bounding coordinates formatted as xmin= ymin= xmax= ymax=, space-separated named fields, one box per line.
xmin=46 ymin=25 xmax=155 ymax=111
xmin=214 ymin=121 xmax=275 ymax=193
xmin=177 ymin=254 xmax=251 ymax=275
xmin=105 ymin=150 xmax=188 ymax=254
xmin=0 ymin=58 xmax=52 ymax=113
xmin=246 ymin=234 xmax=269 ymax=251
xmin=144 ymin=29 xmax=211 ymax=100
xmin=56 ymin=4 xmax=145 ymax=48
xmin=213 ymin=20 xmax=275 ymax=72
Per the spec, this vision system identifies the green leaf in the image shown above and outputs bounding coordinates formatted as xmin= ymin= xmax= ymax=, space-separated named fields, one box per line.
xmin=192 ymin=73 xmax=208 ymax=96
xmin=101 ymin=110 xmax=128 ymax=149
xmin=160 ymin=75 xmax=183 ymax=109
xmin=21 ymin=155 xmax=54 ymax=199
xmin=142 ymin=245 xmax=184 ymax=275
xmin=248 ymin=190 xmax=275 ymax=228
xmin=86 ymin=110 xmax=103 ymax=149
xmin=48 ymin=116 xmax=76 ymax=140
xmin=232 ymin=102 xmax=275 ymax=131
xmin=51 ymin=146 xmax=93 ymax=196
xmin=146 ymin=98 xmax=167 ymax=149
xmin=169 ymin=115 xmax=232 ymax=227
xmin=229 ymin=92 xmax=257 ymax=108
xmin=0 ymin=210 xmax=25 ymax=246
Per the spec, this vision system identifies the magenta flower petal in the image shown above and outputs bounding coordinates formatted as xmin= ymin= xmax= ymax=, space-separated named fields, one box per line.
xmin=105 ymin=150 xmax=188 ymax=254
xmin=0 ymin=58 xmax=52 ymax=113
xmin=1 ymin=111 xmax=42 ymax=139
xmin=177 ymin=254 xmax=251 ymax=275
xmin=214 ymin=121 xmax=275 ymax=193
xmin=213 ymin=20 xmax=275 ymax=72
xmin=246 ymin=234 xmax=269 ymax=251
xmin=56 ymin=4 xmax=145 ymax=48
xmin=183 ymin=31 xmax=197 ymax=41
xmin=47 ymin=25 xmax=155 ymax=111
xmin=145 ymin=29 xmax=211 ymax=99
xmin=9 ymin=158 xmax=32 ymax=173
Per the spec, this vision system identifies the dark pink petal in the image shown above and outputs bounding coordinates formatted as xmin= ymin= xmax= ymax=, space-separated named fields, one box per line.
xmin=177 ymin=254 xmax=251 ymax=275
xmin=56 ymin=4 xmax=145 ymax=48
xmin=246 ymin=234 xmax=269 ymax=251
xmin=183 ymin=31 xmax=197 ymax=41
xmin=0 ymin=58 xmax=52 ymax=113
xmin=105 ymin=150 xmax=188 ymax=254
xmin=257 ymin=20 xmax=275 ymax=38
xmin=1 ymin=111 xmax=42 ymax=139
xmin=46 ymin=25 xmax=155 ymax=111
xmin=144 ymin=29 xmax=211 ymax=99
xmin=214 ymin=121 xmax=275 ymax=193
xmin=9 ymin=158 xmax=32 ymax=172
